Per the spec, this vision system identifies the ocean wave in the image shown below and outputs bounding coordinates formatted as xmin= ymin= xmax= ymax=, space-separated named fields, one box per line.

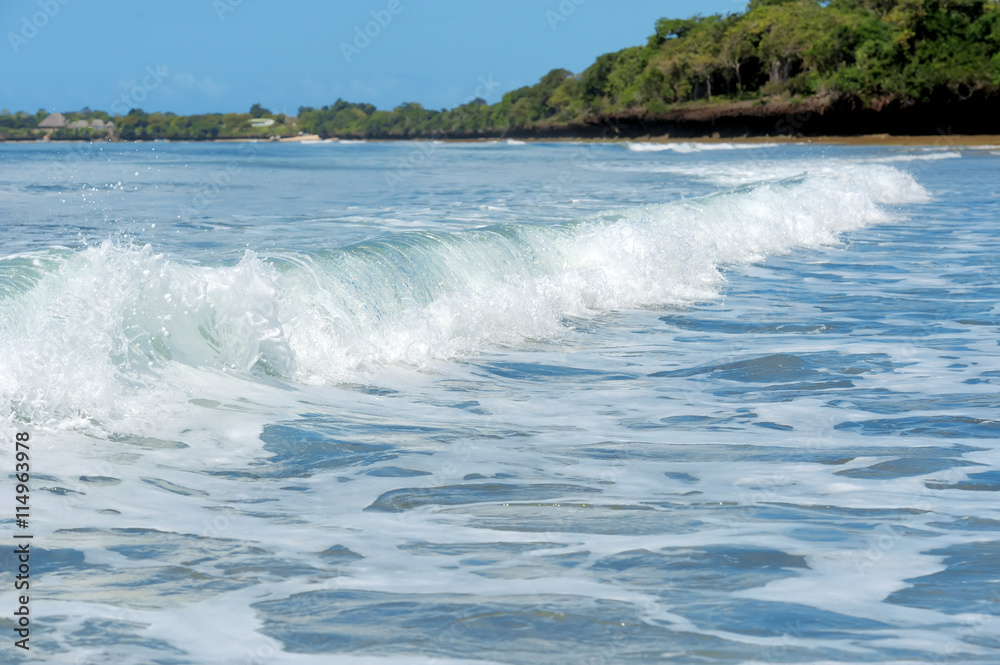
xmin=599 ymin=153 xmax=959 ymax=186
xmin=0 ymin=165 xmax=928 ymax=428
xmin=868 ymin=151 xmax=963 ymax=163
xmin=626 ymin=142 xmax=779 ymax=153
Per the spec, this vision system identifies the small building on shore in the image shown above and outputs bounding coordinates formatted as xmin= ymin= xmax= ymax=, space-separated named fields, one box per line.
xmin=38 ymin=113 xmax=67 ymax=129
xmin=66 ymin=118 xmax=115 ymax=130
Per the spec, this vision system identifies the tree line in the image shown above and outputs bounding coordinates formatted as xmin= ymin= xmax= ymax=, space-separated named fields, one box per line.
xmin=3 ymin=0 xmax=997 ymax=141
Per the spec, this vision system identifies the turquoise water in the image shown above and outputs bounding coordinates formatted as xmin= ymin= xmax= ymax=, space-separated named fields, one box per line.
xmin=1 ymin=140 xmax=998 ymax=664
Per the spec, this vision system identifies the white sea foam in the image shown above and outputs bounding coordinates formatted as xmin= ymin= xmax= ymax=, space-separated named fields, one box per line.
xmin=3 ymin=143 xmax=995 ymax=665
xmin=604 ymin=153 xmax=958 ymax=187
xmin=0 ymin=165 xmax=928 ymax=428
xmin=627 ymin=141 xmax=779 ymax=153
xmin=868 ymin=151 xmax=963 ymax=163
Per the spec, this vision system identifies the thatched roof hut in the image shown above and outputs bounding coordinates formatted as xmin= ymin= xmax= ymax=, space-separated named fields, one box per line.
xmin=38 ymin=113 xmax=67 ymax=128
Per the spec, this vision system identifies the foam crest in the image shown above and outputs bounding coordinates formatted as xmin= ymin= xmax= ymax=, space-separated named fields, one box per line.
xmin=0 ymin=243 xmax=293 ymax=427
xmin=627 ymin=141 xmax=778 ymax=153
xmin=0 ymin=243 xmax=159 ymax=427
xmin=611 ymin=155 xmax=954 ymax=189
xmin=0 ymin=165 xmax=929 ymax=426
xmin=278 ymin=165 xmax=925 ymax=380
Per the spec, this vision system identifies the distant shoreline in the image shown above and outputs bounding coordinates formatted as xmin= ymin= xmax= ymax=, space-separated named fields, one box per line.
xmin=6 ymin=91 xmax=998 ymax=147
xmin=5 ymin=134 xmax=998 ymax=147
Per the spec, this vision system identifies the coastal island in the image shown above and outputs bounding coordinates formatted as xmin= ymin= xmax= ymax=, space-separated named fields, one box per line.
xmin=3 ymin=0 xmax=998 ymax=141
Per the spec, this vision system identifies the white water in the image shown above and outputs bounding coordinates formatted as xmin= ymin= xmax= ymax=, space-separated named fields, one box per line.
xmin=0 ymin=166 xmax=926 ymax=430
xmin=2 ymin=142 xmax=997 ymax=665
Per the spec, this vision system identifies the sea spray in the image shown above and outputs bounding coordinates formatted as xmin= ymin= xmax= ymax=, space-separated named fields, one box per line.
xmin=0 ymin=164 xmax=928 ymax=428
xmin=3 ymin=143 xmax=997 ymax=665
xmin=279 ymin=165 xmax=926 ymax=380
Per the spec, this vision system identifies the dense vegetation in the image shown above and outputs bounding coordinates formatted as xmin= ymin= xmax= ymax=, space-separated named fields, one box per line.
xmin=0 ymin=106 xmax=298 ymax=141
xmin=3 ymin=0 xmax=998 ymax=140
xmin=296 ymin=0 xmax=1000 ymax=137
xmin=112 ymin=109 xmax=296 ymax=141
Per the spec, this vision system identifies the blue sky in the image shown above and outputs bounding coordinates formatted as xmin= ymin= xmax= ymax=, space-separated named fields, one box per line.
xmin=2 ymin=0 xmax=745 ymax=116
